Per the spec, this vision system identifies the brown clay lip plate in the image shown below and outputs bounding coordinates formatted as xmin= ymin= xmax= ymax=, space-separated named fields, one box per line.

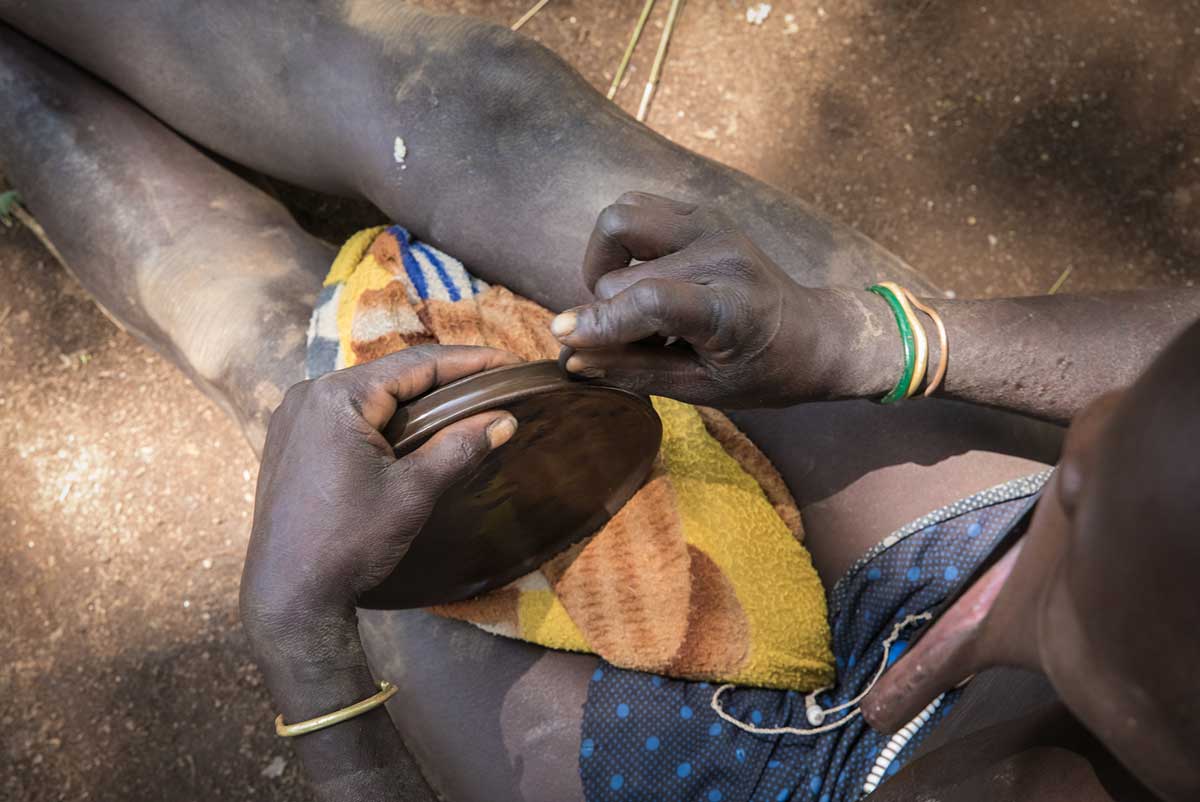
xmin=362 ymin=360 xmax=663 ymax=609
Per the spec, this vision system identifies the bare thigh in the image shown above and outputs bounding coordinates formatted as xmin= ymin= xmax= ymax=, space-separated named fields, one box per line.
xmin=730 ymin=400 xmax=1059 ymax=587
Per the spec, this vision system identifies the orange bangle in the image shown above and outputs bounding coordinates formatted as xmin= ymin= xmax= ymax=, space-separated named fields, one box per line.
xmin=899 ymin=289 xmax=948 ymax=396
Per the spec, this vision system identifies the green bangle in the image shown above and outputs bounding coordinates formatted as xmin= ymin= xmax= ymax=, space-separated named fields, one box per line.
xmin=868 ymin=284 xmax=916 ymax=404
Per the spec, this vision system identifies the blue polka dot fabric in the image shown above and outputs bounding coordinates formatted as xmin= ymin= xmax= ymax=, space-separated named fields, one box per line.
xmin=579 ymin=471 xmax=1050 ymax=802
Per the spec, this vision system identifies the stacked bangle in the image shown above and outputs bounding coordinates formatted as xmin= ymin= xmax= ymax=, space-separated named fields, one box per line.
xmin=867 ymin=283 xmax=947 ymax=403
xmin=900 ymin=290 xmax=949 ymax=397
xmin=878 ymin=281 xmax=928 ymax=398
xmin=867 ymin=284 xmax=916 ymax=404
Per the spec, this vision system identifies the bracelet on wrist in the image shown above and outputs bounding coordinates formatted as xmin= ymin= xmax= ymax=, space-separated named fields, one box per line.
xmin=275 ymin=680 xmax=398 ymax=738
xmin=867 ymin=283 xmax=948 ymax=402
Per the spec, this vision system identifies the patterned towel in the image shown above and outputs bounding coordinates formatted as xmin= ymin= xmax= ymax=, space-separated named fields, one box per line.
xmin=308 ymin=226 xmax=833 ymax=690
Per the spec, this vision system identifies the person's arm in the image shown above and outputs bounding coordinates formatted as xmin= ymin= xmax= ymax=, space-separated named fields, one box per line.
xmin=239 ymin=346 xmax=521 ymax=801
xmin=252 ymin=635 xmax=423 ymax=801
xmin=814 ymin=286 xmax=1199 ymax=421
xmin=551 ymin=192 xmax=1200 ymax=421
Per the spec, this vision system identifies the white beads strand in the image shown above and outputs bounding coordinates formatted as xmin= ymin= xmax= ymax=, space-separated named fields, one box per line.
xmin=862 ymin=693 xmax=945 ymax=795
xmin=709 ymin=612 xmax=933 ymax=738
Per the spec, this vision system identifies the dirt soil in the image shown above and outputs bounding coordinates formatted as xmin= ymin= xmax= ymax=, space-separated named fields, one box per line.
xmin=2 ymin=1 xmax=1198 ymax=800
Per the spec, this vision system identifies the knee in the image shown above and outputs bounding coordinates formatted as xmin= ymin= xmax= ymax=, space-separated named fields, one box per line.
xmin=469 ymin=24 xmax=581 ymax=118
xmin=399 ymin=18 xmax=598 ymax=134
xmin=142 ymin=216 xmax=319 ymax=396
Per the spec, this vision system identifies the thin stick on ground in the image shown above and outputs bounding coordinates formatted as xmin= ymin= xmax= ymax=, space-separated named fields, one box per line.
xmin=1047 ymin=266 xmax=1073 ymax=295
xmin=637 ymin=0 xmax=684 ymax=122
xmin=608 ymin=0 xmax=658 ymax=100
xmin=511 ymin=0 xmax=552 ymax=32
xmin=12 ymin=204 xmax=67 ymax=269
xmin=12 ymin=203 xmax=129 ymax=333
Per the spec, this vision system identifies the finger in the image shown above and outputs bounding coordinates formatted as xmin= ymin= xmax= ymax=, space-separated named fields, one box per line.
xmin=387 ymin=410 xmax=518 ymax=515
xmin=553 ymin=249 xmax=713 ymax=340
xmin=553 ymin=279 xmax=722 ymax=350
xmin=582 ymin=195 xmax=710 ymax=291
xmin=592 ymin=249 xmax=718 ymax=301
xmin=328 ymin=346 xmax=522 ymax=431
xmin=562 ymin=344 xmax=709 ymax=401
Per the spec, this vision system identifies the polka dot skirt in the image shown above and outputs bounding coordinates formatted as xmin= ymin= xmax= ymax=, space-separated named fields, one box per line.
xmin=579 ymin=471 xmax=1051 ymax=802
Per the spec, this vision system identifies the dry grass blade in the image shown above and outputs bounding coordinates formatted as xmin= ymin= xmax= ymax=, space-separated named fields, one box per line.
xmin=511 ymin=0 xmax=553 ymax=32
xmin=636 ymin=0 xmax=684 ymax=122
xmin=1047 ymin=266 xmax=1073 ymax=295
xmin=11 ymin=203 xmax=129 ymax=333
xmin=607 ymin=0 xmax=657 ymax=100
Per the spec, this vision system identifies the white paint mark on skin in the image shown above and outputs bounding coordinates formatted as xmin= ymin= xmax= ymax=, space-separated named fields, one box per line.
xmin=393 ymin=136 xmax=408 ymax=170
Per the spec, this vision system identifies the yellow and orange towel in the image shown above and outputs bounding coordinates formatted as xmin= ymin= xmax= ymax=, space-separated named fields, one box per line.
xmin=307 ymin=226 xmax=833 ymax=690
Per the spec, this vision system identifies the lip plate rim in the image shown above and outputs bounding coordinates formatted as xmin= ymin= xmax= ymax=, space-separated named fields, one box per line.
xmin=388 ymin=359 xmax=655 ymax=454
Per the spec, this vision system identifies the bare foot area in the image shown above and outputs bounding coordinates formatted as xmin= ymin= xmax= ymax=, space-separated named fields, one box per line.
xmin=3 ymin=2 xmax=1197 ymax=800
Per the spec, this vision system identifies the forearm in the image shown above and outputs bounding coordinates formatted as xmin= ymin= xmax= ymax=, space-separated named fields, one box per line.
xmin=238 ymin=347 xmax=515 ymax=802
xmin=255 ymin=624 xmax=433 ymax=802
xmin=821 ymin=287 xmax=1200 ymax=421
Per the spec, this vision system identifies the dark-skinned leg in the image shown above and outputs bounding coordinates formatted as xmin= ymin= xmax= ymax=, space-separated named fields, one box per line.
xmin=0 ymin=0 xmax=1063 ymax=582
xmin=0 ymin=23 xmax=327 ymax=453
xmin=0 ymin=0 xmax=928 ymax=308
xmin=0 ymin=24 xmax=596 ymax=802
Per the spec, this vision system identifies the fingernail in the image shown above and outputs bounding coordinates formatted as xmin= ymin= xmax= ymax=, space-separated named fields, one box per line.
xmin=565 ymin=355 xmax=605 ymax=378
xmin=551 ymin=311 xmax=577 ymax=338
xmin=487 ymin=415 xmax=518 ymax=448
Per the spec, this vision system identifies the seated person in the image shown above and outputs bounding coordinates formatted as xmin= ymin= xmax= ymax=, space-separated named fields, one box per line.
xmin=0 ymin=5 xmax=1195 ymax=800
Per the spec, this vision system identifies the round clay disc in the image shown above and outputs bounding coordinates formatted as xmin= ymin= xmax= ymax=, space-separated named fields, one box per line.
xmin=360 ymin=360 xmax=663 ymax=608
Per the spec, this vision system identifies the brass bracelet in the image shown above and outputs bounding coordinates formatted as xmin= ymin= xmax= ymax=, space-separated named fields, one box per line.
xmin=899 ymin=289 xmax=949 ymax=396
xmin=877 ymin=282 xmax=928 ymax=399
xmin=275 ymin=680 xmax=398 ymax=738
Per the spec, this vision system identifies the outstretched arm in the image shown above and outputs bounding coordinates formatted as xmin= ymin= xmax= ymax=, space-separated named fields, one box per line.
xmin=881 ymin=288 xmax=1196 ymax=421
xmin=552 ymin=193 xmax=1199 ymax=422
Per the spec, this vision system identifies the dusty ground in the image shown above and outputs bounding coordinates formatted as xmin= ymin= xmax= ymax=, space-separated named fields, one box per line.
xmin=2 ymin=1 xmax=1198 ymax=800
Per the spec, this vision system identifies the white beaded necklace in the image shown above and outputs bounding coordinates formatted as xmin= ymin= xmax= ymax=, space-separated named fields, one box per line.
xmin=862 ymin=692 xmax=945 ymax=795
